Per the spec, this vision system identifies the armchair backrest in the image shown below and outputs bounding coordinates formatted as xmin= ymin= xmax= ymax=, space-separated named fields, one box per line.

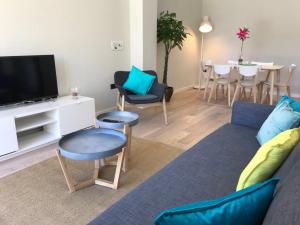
xmin=114 ymin=70 xmax=158 ymax=86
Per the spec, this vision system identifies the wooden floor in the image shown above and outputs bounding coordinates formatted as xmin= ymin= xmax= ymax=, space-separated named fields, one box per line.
xmin=133 ymin=88 xmax=232 ymax=150
xmin=0 ymin=89 xmax=232 ymax=178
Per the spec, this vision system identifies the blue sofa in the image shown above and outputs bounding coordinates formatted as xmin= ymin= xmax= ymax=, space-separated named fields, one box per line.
xmin=89 ymin=102 xmax=300 ymax=225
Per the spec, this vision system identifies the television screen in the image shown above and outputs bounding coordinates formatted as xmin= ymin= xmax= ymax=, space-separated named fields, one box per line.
xmin=0 ymin=55 xmax=58 ymax=106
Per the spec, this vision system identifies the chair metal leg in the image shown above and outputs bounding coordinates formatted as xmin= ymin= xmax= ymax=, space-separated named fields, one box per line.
xmin=162 ymin=96 xmax=168 ymax=125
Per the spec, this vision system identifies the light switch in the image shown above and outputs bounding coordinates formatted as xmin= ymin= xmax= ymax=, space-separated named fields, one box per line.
xmin=111 ymin=41 xmax=124 ymax=51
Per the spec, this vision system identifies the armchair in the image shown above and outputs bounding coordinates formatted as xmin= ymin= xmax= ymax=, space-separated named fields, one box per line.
xmin=112 ymin=70 xmax=168 ymax=125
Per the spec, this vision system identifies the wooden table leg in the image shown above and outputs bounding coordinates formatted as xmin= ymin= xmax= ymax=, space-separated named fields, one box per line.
xmin=95 ymin=149 xmax=125 ymax=190
xmin=122 ymin=125 xmax=131 ymax=172
xmin=270 ymin=71 xmax=275 ymax=105
xmin=56 ymin=150 xmax=76 ymax=193
xmin=57 ymin=150 xmax=96 ymax=193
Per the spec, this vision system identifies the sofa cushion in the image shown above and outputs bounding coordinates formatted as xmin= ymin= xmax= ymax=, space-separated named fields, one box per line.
xmin=155 ymin=178 xmax=279 ymax=225
xmin=237 ymin=128 xmax=300 ymax=191
xmin=263 ymin=147 xmax=300 ymax=225
xmin=89 ymin=124 xmax=260 ymax=225
xmin=257 ymin=102 xmax=300 ymax=145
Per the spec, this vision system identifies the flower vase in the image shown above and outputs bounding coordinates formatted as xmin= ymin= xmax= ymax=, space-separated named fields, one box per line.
xmin=238 ymin=56 xmax=243 ymax=65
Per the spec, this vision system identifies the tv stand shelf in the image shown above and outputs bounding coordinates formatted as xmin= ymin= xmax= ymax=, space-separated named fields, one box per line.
xmin=16 ymin=113 xmax=57 ymax=133
xmin=0 ymin=96 xmax=96 ymax=161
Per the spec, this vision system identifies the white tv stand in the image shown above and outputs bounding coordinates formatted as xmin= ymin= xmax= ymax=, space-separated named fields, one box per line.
xmin=0 ymin=96 xmax=96 ymax=161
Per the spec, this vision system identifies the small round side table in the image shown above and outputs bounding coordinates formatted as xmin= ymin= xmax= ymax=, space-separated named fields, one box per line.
xmin=96 ymin=111 xmax=139 ymax=172
xmin=57 ymin=128 xmax=127 ymax=193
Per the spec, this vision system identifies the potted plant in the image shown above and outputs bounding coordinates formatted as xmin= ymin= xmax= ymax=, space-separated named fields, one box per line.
xmin=157 ymin=11 xmax=189 ymax=102
xmin=236 ymin=27 xmax=250 ymax=64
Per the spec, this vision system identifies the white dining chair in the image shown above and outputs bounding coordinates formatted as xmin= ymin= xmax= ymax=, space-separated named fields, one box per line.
xmin=261 ymin=64 xmax=297 ymax=103
xmin=208 ymin=64 xmax=235 ymax=107
xmin=251 ymin=62 xmax=274 ymax=100
xmin=202 ymin=59 xmax=214 ymax=100
xmin=231 ymin=65 xmax=259 ymax=106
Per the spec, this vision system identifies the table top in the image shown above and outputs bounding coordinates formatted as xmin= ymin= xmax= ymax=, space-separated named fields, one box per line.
xmin=96 ymin=111 xmax=139 ymax=129
xmin=205 ymin=64 xmax=284 ymax=71
xmin=58 ymin=128 xmax=127 ymax=161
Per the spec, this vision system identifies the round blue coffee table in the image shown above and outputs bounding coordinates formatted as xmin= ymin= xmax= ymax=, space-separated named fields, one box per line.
xmin=56 ymin=128 xmax=127 ymax=193
xmin=96 ymin=111 xmax=139 ymax=172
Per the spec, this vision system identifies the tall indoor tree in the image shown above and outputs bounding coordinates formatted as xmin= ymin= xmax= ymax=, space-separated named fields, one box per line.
xmin=157 ymin=11 xmax=189 ymax=101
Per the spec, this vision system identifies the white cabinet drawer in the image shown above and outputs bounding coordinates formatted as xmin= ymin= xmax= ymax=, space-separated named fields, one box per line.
xmin=59 ymin=100 xmax=95 ymax=135
xmin=0 ymin=117 xmax=18 ymax=156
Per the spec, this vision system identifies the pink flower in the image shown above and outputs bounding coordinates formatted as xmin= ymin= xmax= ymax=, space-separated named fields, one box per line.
xmin=237 ymin=27 xmax=250 ymax=41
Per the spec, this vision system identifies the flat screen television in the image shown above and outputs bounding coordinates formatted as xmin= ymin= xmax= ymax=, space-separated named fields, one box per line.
xmin=0 ymin=55 xmax=58 ymax=106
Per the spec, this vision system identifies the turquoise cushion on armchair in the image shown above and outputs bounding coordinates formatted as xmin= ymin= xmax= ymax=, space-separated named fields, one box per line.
xmin=155 ymin=178 xmax=279 ymax=225
xmin=123 ymin=66 xmax=156 ymax=96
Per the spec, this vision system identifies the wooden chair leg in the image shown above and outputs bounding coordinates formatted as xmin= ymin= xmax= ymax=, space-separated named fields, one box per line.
xmin=231 ymin=85 xmax=240 ymax=107
xmin=276 ymin=86 xmax=280 ymax=102
xmin=121 ymin=95 xmax=125 ymax=111
xmin=253 ymin=86 xmax=257 ymax=104
xmin=208 ymin=81 xmax=216 ymax=103
xmin=203 ymin=78 xmax=210 ymax=100
xmin=227 ymin=83 xmax=231 ymax=107
xmin=162 ymin=96 xmax=168 ymax=125
xmin=287 ymin=86 xmax=291 ymax=97
xmin=215 ymin=84 xmax=218 ymax=101
xmin=261 ymin=85 xmax=267 ymax=104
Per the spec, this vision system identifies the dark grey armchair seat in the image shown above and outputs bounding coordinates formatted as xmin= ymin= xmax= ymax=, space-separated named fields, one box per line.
xmin=113 ymin=70 xmax=168 ymax=124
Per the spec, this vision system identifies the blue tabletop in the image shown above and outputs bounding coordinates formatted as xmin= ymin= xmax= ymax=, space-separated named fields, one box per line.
xmin=58 ymin=128 xmax=127 ymax=161
xmin=96 ymin=111 xmax=139 ymax=129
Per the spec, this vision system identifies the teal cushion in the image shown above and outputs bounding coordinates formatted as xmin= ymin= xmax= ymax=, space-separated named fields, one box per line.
xmin=257 ymin=102 xmax=300 ymax=145
xmin=155 ymin=178 xmax=279 ymax=225
xmin=277 ymin=96 xmax=300 ymax=112
xmin=123 ymin=66 xmax=156 ymax=96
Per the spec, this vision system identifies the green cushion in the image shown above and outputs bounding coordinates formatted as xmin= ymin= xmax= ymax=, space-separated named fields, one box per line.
xmin=237 ymin=128 xmax=300 ymax=191
xmin=155 ymin=178 xmax=279 ymax=225
xmin=256 ymin=102 xmax=300 ymax=145
xmin=123 ymin=66 xmax=156 ymax=96
xmin=277 ymin=96 xmax=300 ymax=112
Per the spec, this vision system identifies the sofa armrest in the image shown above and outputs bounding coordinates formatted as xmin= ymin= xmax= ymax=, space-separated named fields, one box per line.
xmin=231 ymin=101 xmax=274 ymax=130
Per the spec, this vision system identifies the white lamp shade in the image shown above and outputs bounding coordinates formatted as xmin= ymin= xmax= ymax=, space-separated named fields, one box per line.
xmin=199 ymin=16 xmax=213 ymax=33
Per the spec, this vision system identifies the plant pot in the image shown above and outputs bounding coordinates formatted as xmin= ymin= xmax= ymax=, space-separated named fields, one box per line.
xmin=165 ymin=86 xmax=174 ymax=102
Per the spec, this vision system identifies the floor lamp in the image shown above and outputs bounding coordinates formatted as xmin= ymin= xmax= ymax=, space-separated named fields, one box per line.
xmin=195 ymin=16 xmax=213 ymax=89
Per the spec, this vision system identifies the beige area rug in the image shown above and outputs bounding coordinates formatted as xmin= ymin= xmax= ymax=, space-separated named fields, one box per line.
xmin=0 ymin=138 xmax=183 ymax=225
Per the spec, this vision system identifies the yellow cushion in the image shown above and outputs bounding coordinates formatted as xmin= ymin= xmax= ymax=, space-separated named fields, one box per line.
xmin=236 ymin=128 xmax=300 ymax=191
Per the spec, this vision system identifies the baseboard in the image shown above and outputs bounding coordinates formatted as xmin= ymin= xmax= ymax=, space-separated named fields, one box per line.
xmin=173 ymin=85 xmax=194 ymax=94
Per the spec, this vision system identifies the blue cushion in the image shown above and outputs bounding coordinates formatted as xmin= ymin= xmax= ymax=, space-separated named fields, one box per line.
xmin=257 ymin=102 xmax=300 ymax=145
xmin=123 ymin=66 xmax=156 ymax=96
xmin=155 ymin=178 xmax=279 ymax=225
xmin=277 ymin=96 xmax=300 ymax=112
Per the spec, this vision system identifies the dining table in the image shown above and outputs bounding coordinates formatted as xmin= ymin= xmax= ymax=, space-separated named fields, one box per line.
xmin=204 ymin=63 xmax=285 ymax=105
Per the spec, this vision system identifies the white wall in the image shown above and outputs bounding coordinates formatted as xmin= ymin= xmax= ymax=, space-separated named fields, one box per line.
xmin=129 ymin=0 xmax=157 ymax=70
xmin=202 ymin=0 xmax=300 ymax=95
xmin=0 ymin=0 xmax=131 ymax=111
xmin=157 ymin=0 xmax=203 ymax=89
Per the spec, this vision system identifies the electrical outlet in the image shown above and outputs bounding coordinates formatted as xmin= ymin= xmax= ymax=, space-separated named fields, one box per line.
xmin=111 ymin=41 xmax=124 ymax=51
